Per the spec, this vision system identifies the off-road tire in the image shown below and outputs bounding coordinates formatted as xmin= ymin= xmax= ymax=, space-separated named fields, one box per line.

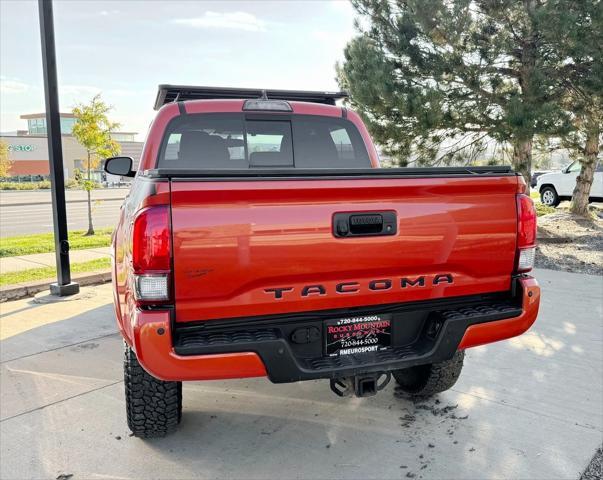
xmin=124 ymin=344 xmax=182 ymax=438
xmin=540 ymin=186 xmax=560 ymax=207
xmin=393 ymin=351 xmax=465 ymax=398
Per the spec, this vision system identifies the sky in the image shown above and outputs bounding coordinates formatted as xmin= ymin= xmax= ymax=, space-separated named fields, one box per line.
xmin=0 ymin=0 xmax=358 ymax=140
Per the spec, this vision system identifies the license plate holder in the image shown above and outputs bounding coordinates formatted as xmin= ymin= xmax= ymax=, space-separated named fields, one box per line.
xmin=325 ymin=314 xmax=392 ymax=357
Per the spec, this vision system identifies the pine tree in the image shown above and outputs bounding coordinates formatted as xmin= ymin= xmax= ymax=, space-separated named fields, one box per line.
xmin=540 ymin=0 xmax=602 ymax=216
xmin=337 ymin=0 xmax=570 ymax=187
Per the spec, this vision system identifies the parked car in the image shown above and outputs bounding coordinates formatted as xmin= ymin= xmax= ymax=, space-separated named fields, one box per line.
xmin=531 ymin=170 xmax=551 ymax=188
xmin=105 ymin=85 xmax=540 ymax=438
xmin=536 ymin=161 xmax=603 ymax=206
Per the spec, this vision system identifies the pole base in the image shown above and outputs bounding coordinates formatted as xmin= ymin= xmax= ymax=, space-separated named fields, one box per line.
xmin=50 ymin=282 xmax=80 ymax=297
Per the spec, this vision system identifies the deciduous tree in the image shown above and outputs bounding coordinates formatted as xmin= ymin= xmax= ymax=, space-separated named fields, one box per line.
xmin=0 ymin=140 xmax=12 ymax=178
xmin=72 ymin=94 xmax=120 ymax=235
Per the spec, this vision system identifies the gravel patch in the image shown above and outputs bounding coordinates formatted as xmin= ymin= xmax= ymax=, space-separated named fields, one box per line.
xmin=580 ymin=447 xmax=602 ymax=480
xmin=535 ymin=211 xmax=602 ymax=276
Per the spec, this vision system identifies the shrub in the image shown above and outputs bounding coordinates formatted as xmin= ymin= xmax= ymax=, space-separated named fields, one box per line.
xmin=0 ymin=181 xmax=51 ymax=190
xmin=0 ymin=180 xmax=97 ymax=190
xmin=65 ymin=179 xmax=79 ymax=189
xmin=65 ymin=178 xmax=102 ymax=189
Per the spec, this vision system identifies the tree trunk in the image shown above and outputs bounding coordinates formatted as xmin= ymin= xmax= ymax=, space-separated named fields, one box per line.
xmin=514 ymin=9 xmax=536 ymax=194
xmin=85 ymin=151 xmax=94 ymax=236
xmin=570 ymin=119 xmax=600 ymax=217
xmin=512 ymin=136 xmax=533 ymax=192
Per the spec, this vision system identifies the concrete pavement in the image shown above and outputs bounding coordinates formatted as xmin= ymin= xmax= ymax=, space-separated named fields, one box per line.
xmin=0 ymin=247 xmax=111 ymax=274
xmin=0 ymin=268 xmax=601 ymax=479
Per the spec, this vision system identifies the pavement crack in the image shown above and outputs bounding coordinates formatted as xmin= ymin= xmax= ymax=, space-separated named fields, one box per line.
xmin=0 ymin=380 xmax=122 ymax=423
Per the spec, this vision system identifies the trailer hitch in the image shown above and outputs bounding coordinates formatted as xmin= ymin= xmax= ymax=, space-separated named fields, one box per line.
xmin=330 ymin=373 xmax=391 ymax=398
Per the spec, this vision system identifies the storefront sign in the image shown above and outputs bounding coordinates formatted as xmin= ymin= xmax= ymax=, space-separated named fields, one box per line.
xmin=8 ymin=144 xmax=36 ymax=152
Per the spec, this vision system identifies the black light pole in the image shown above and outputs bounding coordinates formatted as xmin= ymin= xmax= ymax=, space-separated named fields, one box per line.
xmin=38 ymin=0 xmax=79 ymax=296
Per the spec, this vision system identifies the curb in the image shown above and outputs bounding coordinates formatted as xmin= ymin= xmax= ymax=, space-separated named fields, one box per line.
xmin=0 ymin=269 xmax=111 ymax=302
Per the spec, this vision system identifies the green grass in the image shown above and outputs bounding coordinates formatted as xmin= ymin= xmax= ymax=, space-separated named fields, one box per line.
xmin=530 ymin=190 xmax=540 ymax=200
xmin=536 ymin=203 xmax=556 ymax=216
xmin=0 ymin=228 xmax=112 ymax=257
xmin=0 ymin=257 xmax=110 ymax=287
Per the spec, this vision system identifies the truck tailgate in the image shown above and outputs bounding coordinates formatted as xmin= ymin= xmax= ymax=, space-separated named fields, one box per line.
xmin=170 ymin=175 xmax=519 ymax=322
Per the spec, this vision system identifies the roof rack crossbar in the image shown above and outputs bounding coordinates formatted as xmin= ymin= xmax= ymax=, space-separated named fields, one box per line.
xmin=154 ymin=84 xmax=348 ymax=110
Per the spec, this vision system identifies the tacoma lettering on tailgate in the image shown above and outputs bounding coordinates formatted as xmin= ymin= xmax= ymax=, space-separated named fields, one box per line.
xmin=263 ymin=274 xmax=454 ymax=299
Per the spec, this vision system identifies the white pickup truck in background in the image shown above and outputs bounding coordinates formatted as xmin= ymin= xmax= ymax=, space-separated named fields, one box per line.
xmin=536 ymin=161 xmax=603 ymax=207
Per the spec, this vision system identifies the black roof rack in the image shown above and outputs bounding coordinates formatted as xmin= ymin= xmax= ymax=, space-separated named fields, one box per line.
xmin=154 ymin=84 xmax=348 ymax=110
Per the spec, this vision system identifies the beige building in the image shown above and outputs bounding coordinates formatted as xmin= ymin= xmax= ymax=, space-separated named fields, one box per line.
xmin=1 ymin=112 xmax=143 ymax=181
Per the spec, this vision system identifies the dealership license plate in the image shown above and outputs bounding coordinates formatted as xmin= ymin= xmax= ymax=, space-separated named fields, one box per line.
xmin=325 ymin=314 xmax=392 ymax=357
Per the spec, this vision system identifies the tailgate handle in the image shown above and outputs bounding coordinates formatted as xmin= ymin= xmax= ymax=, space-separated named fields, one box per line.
xmin=333 ymin=211 xmax=397 ymax=238
xmin=350 ymin=214 xmax=383 ymax=232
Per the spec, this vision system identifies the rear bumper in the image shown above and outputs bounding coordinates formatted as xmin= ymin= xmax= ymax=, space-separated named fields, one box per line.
xmin=132 ymin=276 xmax=539 ymax=382
xmin=458 ymin=276 xmax=539 ymax=349
xmin=132 ymin=310 xmax=267 ymax=381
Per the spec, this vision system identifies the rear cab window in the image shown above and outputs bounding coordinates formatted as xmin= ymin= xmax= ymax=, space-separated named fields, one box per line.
xmin=158 ymin=113 xmax=370 ymax=169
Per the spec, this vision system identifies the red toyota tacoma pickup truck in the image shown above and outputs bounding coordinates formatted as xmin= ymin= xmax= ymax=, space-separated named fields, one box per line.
xmin=104 ymin=85 xmax=540 ymax=438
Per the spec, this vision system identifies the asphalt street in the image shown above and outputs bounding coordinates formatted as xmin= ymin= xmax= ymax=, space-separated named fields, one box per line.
xmin=1 ymin=268 xmax=601 ymax=479
xmin=0 ymin=199 xmax=122 ymax=236
xmin=0 ymin=188 xmax=129 ymax=206
xmin=0 ymin=188 xmax=128 ymax=237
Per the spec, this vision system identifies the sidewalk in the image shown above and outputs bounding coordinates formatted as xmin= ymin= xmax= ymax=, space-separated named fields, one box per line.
xmin=0 ymin=269 xmax=601 ymax=479
xmin=0 ymin=247 xmax=111 ymax=274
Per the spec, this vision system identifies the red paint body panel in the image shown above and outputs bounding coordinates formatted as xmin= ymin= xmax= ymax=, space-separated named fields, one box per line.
xmin=112 ymin=179 xmax=171 ymax=345
xmin=170 ymin=175 xmax=519 ymax=322
xmin=458 ymin=276 xmax=540 ymax=349
xmin=132 ymin=309 xmax=267 ymax=381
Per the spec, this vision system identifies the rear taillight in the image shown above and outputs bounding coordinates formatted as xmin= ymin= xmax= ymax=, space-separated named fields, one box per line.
xmin=135 ymin=275 xmax=170 ymax=301
xmin=516 ymin=194 xmax=537 ymax=273
xmin=132 ymin=205 xmax=171 ymax=301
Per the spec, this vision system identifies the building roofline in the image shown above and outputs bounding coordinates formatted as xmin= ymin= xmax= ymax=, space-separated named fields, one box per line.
xmin=0 ymin=134 xmax=71 ymax=138
xmin=0 ymin=133 xmax=142 ymax=143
